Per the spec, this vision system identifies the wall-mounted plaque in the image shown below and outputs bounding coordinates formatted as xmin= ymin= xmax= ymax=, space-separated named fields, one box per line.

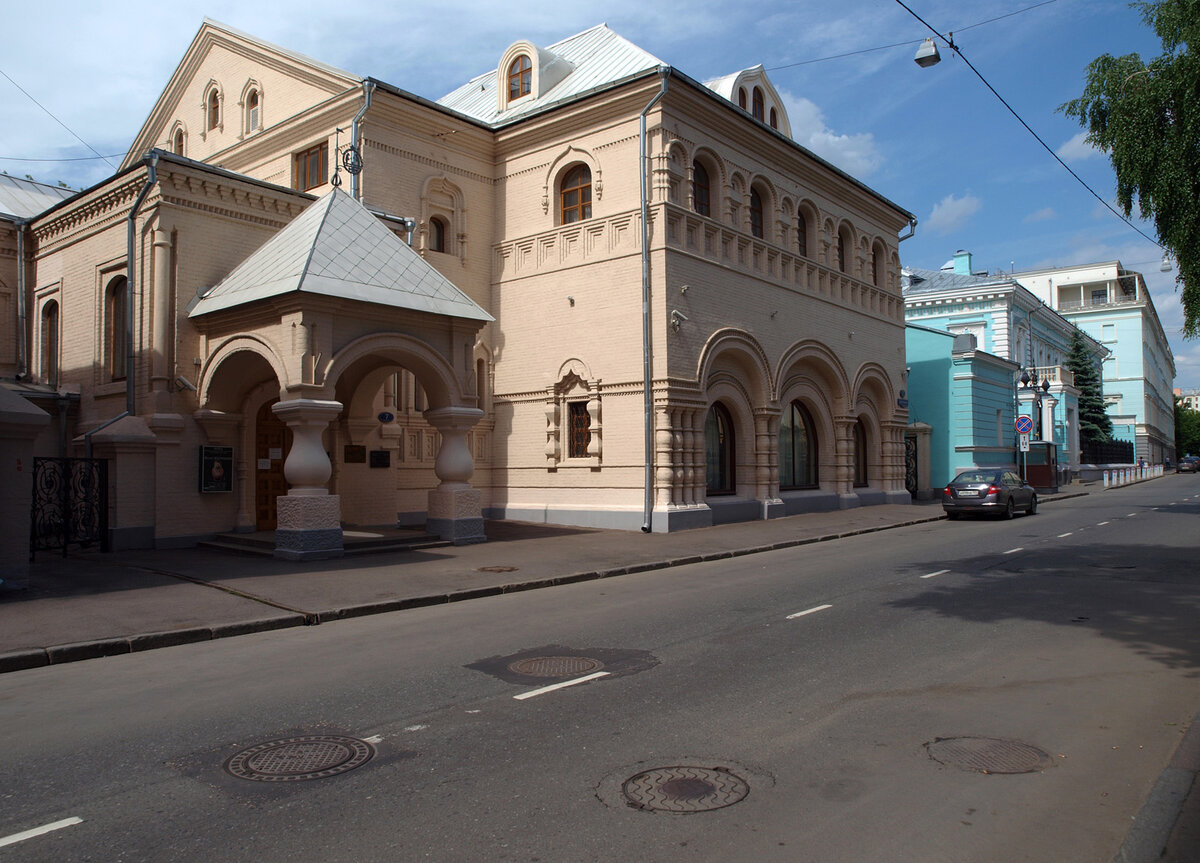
xmin=369 ymin=450 xmax=391 ymax=468
xmin=200 ymin=445 xmax=233 ymax=493
xmin=344 ymin=444 xmax=366 ymax=464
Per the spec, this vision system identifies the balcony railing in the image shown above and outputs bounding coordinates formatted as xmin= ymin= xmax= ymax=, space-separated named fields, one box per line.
xmin=1020 ymin=365 xmax=1074 ymax=388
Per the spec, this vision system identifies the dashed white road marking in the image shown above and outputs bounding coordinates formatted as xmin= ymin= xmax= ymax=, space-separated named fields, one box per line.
xmin=786 ymin=604 xmax=833 ymax=620
xmin=1128 ymin=513 xmax=1137 ymax=517
xmin=1058 ymin=532 xmax=1073 ymax=538
xmin=1003 ymin=547 xmax=1023 ymax=555
xmin=921 ymin=569 xmax=950 ymax=579
xmin=514 ymin=671 xmax=610 ymax=700
xmin=363 ymin=735 xmax=384 ymax=744
xmin=0 ymin=818 xmax=83 ymax=849
xmin=1097 ymin=521 xmax=1110 ymax=526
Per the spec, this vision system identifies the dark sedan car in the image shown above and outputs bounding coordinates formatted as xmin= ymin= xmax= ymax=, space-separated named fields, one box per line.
xmin=942 ymin=469 xmax=1037 ymax=520
xmin=1177 ymin=457 xmax=1199 ymax=473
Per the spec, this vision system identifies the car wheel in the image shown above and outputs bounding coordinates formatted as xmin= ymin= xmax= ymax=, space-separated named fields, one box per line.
xmin=1004 ymin=498 xmax=1015 ymax=519
xmin=1028 ymin=495 xmax=1038 ymax=516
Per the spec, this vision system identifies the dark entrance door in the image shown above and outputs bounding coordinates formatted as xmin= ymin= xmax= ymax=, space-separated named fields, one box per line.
xmin=255 ymin=401 xmax=291 ymax=530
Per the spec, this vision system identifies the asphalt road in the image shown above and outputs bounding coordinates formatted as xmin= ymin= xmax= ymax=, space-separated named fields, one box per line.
xmin=3 ymin=478 xmax=1199 ymax=862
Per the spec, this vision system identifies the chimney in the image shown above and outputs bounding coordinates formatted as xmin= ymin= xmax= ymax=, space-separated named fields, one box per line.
xmin=953 ymin=250 xmax=973 ymax=275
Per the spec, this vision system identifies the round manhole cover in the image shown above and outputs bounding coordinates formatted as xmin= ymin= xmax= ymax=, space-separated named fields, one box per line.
xmin=225 ymin=735 xmax=374 ymax=782
xmin=507 ymin=656 xmax=604 ymax=678
xmin=622 ymin=766 xmax=750 ymax=812
xmin=926 ymin=736 xmax=1053 ymax=774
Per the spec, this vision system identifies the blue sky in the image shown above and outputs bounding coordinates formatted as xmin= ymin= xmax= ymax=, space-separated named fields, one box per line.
xmin=5 ymin=0 xmax=1195 ymax=384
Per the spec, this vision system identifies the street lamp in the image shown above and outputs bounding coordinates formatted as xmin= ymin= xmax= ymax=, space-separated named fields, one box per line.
xmin=914 ymin=38 xmax=941 ymax=68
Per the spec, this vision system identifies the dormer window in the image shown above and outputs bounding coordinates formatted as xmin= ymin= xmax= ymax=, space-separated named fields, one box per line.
xmin=752 ymin=87 xmax=764 ymax=122
xmin=509 ymin=55 xmax=532 ymax=100
xmin=769 ymin=107 xmax=778 ymax=129
xmin=738 ymin=88 xmax=747 ymax=110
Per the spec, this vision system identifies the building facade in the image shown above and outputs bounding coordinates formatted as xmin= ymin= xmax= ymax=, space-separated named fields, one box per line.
xmin=1 ymin=20 xmax=915 ymax=558
xmin=903 ymin=251 xmax=1107 ymax=477
xmin=1012 ymin=261 xmax=1176 ymax=465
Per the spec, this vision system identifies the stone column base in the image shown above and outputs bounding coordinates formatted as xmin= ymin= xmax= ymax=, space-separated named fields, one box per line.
xmin=275 ymin=494 xmax=344 ymax=561
xmin=427 ymin=487 xmax=486 ymax=545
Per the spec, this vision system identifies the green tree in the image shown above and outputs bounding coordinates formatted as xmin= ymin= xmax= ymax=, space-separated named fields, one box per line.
xmin=1060 ymin=0 xmax=1200 ymax=336
xmin=1176 ymin=397 xmax=1200 ymax=457
xmin=1066 ymin=328 xmax=1113 ymax=445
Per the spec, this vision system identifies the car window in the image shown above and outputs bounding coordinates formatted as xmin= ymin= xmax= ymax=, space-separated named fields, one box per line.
xmin=954 ymin=471 xmax=996 ymax=484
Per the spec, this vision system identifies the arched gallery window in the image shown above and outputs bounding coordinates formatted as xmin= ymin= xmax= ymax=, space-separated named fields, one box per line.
xmin=780 ymin=401 xmax=818 ymax=489
xmin=749 ymin=188 xmax=764 ymax=239
xmin=560 ymin=164 xmax=592 ymax=224
xmin=853 ymin=419 xmax=868 ymax=487
xmin=705 ymin=403 xmax=735 ymax=495
xmin=692 ymin=161 xmax=710 ymax=217
xmin=796 ymin=210 xmax=808 ymax=258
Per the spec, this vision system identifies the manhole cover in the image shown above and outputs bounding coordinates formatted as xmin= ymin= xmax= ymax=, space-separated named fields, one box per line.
xmin=622 ymin=766 xmax=750 ymax=812
xmin=508 ymin=656 xmax=604 ymax=677
xmin=926 ymin=736 xmax=1053 ymax=774
xmin=477 ymin=565 xmax=519 ymax=572
xmin=225 ymin=735 xmax=374 ymax=782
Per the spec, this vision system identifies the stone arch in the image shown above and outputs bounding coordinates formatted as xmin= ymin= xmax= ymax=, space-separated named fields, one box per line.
xmin=748 ymin=174 xmax=779 ymax=242
xmin=852 ymin=362 xmax=896 ymax=422
xmin=836 ymin=220 xmax=857 ymax=275
xmin=697 ymin=328 xmax=773 ymax=409
xmin=325 ymin=331 xmax=471 ymax=412
xmin=199 ymin=335 xmax=289 ymax=412
xmin=420 ymin=174 xmax=466 ymax=258
xmin=777 ymin=342 xmax=851 ymax=495
xmin=542 ymin=145 xmax=601 ymax=216
xmin=691 ymin=146 xmax=725 ymax=218
xmin=796 ymin=199 xmax=819 ymax=259
xmin=871 ymin=238 xmax=888 ymax=288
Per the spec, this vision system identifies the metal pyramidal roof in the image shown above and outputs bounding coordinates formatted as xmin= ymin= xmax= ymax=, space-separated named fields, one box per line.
xmin=188 ymin=188 xmax=492 ymax=322
xmin=0 ymin=173 xmax=76 ymax=220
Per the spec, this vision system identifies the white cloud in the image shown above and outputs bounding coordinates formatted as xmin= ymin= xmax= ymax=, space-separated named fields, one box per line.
xmin=779 ymin=92 xmax=883 ymax=178
xmin=926 ymin=193 xmax=982 ymax=236
xmin=1024 ymin=207 xmax=1056 ymax=223
xmin=1057 ymin=130 xmax=1100 ymax=162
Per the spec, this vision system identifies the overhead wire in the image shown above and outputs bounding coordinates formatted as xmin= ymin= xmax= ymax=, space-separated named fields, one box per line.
xmin=0 ymin=66 xmax=116 ymax=170
xmin=892 ymin=0 xmax=1164 ymax=250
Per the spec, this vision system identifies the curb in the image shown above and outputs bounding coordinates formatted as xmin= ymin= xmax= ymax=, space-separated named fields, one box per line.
xmin=1113 ymin=711 xmax=1200 ymax=863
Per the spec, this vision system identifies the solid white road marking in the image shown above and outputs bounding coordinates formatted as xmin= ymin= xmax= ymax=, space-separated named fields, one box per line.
xmin=514 ymin=671 xmax=610 ymax=700
xmin=787 ymin=604 xmax=832 ymax=620
xmin=921 ymin=569 xmax=950 ymax=579
xmin=1003 ymin=547 xmax=1023 ymax=554
xmin=0 ymin=818 xmax=83 ymax=849
xmin=1058 ymin=532 xmax=1073 ymax=538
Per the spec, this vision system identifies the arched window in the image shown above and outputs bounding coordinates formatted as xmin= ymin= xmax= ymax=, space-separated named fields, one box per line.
xmin=853 ymin=419 xmax=868 ymax=487
xmin=872 ymin=244 xmax=886 ymax=287
xmin=247 ymin=90 xmax=260 ymax=131
xmin=430 ymin=216 xmax=447 ymax=253
xmin=173 ymin=128 xmax=184 ymax=156
xmin=207 ymin=89 xmax=220 ymax=131
xmin=749 ymin=188 xmax=764 ymax=239
xmin=41 ymin=301 xmax=59 ymax=386
xmin=706 ymin=403 xmax=736 ymax=495
xmin=107 ymin=276 xmax=128 ymax=381
xmin=780 ymin=401 xmax=818 ymax=489
xmin=769 ymin=107 xmax=778 ymax=129
xmin=738 ymin=88 xmax=747 ymax=110
xmin=560 ymin=164 xmax=592 ymax=224
xmin=837 ymin=226 xmax=852 ymax=273
xmin=692 ymin=161 xmax=710 ymax=217
xmin=508 ymin=55 xmax=532 ymax=100
xmin=796 ymin=210 xmax=808 ymax=257
xmin=752 ymin=87 xmax=765 ymax=122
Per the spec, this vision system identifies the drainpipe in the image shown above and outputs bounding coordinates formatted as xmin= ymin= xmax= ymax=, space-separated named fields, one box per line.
xmin=898 ymin=217 xmax=917 ymax=242
xmin=640 ymin=66 xmax=670 ymax=533
xmin=350 ymin=81 xmax=375 ymax=201
xmin=15 ymin=218 xmax=28 ymax=380
xmin=125 ymin=151 xmax=159 ymax=416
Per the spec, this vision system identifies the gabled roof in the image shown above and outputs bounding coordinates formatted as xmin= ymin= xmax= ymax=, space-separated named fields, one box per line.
xmin=0 ymin=174 xmax=76 ymax=220
xmin=437 ymin=24 xmax=663 ymax=125
xmin=188 ymin=188 xmax=492 ymax=322
xmin=122 ymin=19 xmax=361 ymax=170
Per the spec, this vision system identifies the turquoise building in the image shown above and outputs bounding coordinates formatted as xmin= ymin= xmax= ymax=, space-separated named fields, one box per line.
xmin=903 ymin=251 xmax=1108 ymax=481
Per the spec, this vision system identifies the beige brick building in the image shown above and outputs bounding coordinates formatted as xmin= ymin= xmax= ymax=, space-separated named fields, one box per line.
xmin=1 ymin=20 xmax=915 ymax=560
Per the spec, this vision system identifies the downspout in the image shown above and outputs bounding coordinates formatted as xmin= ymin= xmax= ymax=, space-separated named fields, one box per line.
xmin=15 ymin=218 xmax=28 ymax=380
xmin=897 ymin=217 xmax=917 ymax=242
xmin=350 ymin=81 xmax=375 ymax=201
xmin=124 ymin=151 xmax=159 ymax=417
xmin=640 ymin=66 xmax=670 ymax=533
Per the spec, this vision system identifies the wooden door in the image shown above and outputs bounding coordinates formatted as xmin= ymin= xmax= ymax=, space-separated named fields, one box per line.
xmin=255 ymin=401 xmax=292 ymax=530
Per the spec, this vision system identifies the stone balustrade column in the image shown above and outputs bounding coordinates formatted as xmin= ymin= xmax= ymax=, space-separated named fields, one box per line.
xmin=425 ymin=405 xmax=486 ymax=544
xmin=272 ymin=398 xmax=343 ymax=560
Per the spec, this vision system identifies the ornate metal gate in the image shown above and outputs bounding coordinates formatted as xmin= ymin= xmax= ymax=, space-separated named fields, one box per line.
xmin=904 ymin=435 xmax=918 ymax=497
xmin=30 ymin=457 xmax=109 ymax=557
